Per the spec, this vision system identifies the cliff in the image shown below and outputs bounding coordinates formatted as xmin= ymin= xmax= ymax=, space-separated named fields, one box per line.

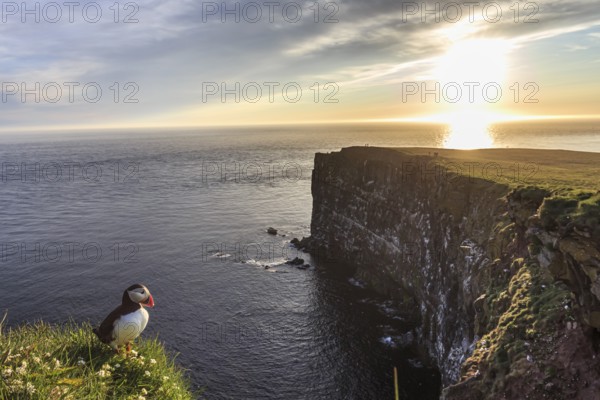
xmin=301 ymin=147 xmax=600 ymax=399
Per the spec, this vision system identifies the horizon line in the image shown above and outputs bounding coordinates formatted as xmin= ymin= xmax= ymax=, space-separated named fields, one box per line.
xmin=0 ymin=114 xmax=599 ymax=135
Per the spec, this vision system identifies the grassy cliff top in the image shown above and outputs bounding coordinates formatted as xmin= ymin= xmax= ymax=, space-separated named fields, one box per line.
xmin=0 ymin=318 xmax=196 ymax=399
xmin=392 ymin=147 xmax=600 ymax=191
xmin=395 ymin=148 xmax=600 ymax=238
xmin=336 ymin=146 xmax=600 ymax=238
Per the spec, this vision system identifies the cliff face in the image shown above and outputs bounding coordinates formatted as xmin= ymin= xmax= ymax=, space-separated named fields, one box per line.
xmin=304 ymin=147 xmax=600 ymax=398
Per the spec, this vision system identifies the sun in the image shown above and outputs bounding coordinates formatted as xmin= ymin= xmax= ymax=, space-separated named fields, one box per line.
xmin=434 ymin=39 xmax=510 ymax=88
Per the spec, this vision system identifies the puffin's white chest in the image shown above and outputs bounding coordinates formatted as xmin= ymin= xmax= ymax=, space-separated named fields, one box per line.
xmin=110 ymin=307 xmax=149 ymax=348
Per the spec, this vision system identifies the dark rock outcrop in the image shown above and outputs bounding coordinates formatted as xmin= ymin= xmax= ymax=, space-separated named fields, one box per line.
xmin=285 ymin=257 xmax=304 ymax=266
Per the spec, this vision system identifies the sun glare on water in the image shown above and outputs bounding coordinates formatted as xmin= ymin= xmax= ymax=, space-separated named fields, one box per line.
xmin=442 ymin=111 xmax=495 ymax=149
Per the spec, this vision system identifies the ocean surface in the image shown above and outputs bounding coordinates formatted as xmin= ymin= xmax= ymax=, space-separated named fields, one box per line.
xmin=1 ymin=120 xmax=599 ymax=399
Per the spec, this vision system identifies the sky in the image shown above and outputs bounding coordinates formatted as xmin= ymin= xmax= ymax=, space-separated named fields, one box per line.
xmin=1 ymin=0 xmax=600 ymax=131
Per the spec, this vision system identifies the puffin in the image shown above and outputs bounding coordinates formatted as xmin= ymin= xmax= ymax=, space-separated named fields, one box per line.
xmin=93 ymin=284 xmax=155 ymax=354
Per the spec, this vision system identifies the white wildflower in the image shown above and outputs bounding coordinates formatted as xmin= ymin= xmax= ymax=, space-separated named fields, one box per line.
xmin=96 ymin=369 xmax=111 ymax=378
xmin=26 ymin=382 xmax=36 ymax=394
xmin=162 ymin=376 xmax=170 ymax=381
xmin=1 ymin=368 xmax=13 ymax=378
xmin=137 ymin=396 xmax=146 ymax=400
xmin=130 ymin=349 xmax=138 ymax=357
xmin=144 ymin=370 xmax=151 ymax=377
xmin=114 ymin=363 xmax=121 ymax=369
xmin=141 ymin=388 xmax=148 ymax=395
xmin=7 ymin=378 xmax=24 ymax=393
xmin=50 ymin=386 xmax=68 ymax=397
xmin=32 ymin=356 xmax=41 ymax=364
xmin=149 ymin=359 xmax=157 ymax=365
xmin=53 ymin=358 xmax=61 ymax=368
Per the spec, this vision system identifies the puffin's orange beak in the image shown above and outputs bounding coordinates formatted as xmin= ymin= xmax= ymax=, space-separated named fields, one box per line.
xmin=144 ymin=294 xmax=155 ymax=308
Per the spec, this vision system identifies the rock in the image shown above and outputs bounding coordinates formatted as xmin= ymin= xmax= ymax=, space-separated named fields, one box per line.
xmin=574 ymin=227 xmax=591 ymax=238
xmin=267 ymin=227 xmax=278 ymax=235
xmin=264 ymin=265 xmax=270 ymax=269
xmin=285 ymin=257 xmax=304 ymax=266
xmin=588 ymin=311 xmax=600 ymax=330
xmin=560 ymin=238 xmax=600 ymax=264
xmin=297 ymin=236 xmax=314 ymax=251
xmin=297 ymin=264 xmax=311 ymax=270
xmin=290 ymin=238 xmax=300 ymax=247
xmin=473 ymin=294 xmax=488 ymax=336
xmin=547 ymin=255 xmax=569 ymax=281
xmin=537 ymin=247 xmax=553 ymax=269
xmin=592 ymin=278 xmax=600 ymax=302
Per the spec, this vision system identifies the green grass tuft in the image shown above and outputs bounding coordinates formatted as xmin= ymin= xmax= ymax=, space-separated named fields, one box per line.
xmin=461 ymin=261 xmax=572 ymax=393
xmin=539 ymin=191 xmax=600 ymax=238
xmin=0 ymin=318 xmax=197 ymax=399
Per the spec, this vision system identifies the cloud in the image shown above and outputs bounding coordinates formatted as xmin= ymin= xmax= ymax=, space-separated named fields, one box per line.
xmin=1 ymin=0 xmax=600 ymax=129
xmin=565 ymin=44 xmax=589 ymax=51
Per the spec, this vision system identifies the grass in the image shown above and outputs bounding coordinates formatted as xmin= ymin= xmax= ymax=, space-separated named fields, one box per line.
xmin=390 ymin=147 xmax=600 ymax=239
xmin=539 ymin=191 xmax=600 ymax=237
xmin=0 ymin=316 xmax=197 ymax=399
xmin=392 ymin=147 xmax=600 ymax=190
xmin=460 ymin=259 xmax=573 ymax=394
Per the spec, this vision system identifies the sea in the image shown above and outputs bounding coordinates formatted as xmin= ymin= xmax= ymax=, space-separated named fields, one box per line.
xmin=1 ymin=120 xmax=599 ymax=400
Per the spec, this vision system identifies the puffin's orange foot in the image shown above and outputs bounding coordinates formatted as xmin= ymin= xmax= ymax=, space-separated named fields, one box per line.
xmin=126 ymin=342 xmax=132 ymax=354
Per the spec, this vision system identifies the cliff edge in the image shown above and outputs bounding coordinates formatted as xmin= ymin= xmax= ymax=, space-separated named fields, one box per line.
xmin=302 ymin=146 xmax=600 ymax=399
